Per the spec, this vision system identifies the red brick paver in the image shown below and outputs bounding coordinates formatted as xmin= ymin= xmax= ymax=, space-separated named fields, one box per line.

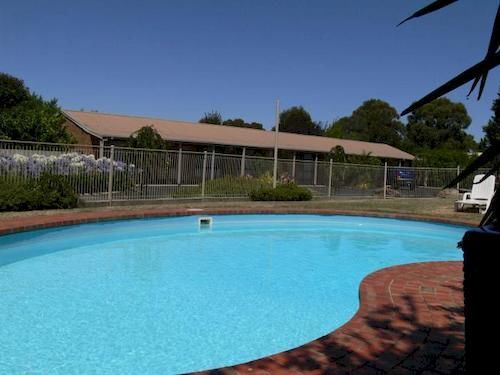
xmin=0 ymin=208 xmax=467 ymax=374
xmin=192 ymin=261 xmax=464 ymax=375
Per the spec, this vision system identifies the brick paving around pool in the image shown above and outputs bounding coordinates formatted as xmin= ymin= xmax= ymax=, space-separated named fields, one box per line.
xmin=0 ymin=207 xmax=467 ymax=374
xmin=193 ymin=261 xmax=465 ymax=375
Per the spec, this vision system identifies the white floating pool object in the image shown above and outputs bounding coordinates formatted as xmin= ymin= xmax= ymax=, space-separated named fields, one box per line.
xmin=198 ymin=216 xmax=213 ymax=228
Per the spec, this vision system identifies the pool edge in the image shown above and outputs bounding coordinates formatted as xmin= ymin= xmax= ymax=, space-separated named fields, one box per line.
xmin=0 ymin=208 xmax=467 ymax=373
xmin=191 ymin=260 xmax=464 ymax=374
xmin=0 ymin=207 xmax=478 ymax=237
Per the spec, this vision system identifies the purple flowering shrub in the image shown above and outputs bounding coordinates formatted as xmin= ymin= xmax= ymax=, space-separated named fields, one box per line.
xmin=0 ymin=152 xmax=135 ymax=175
xmin=0 ymin=152 xmax=137 ymax=194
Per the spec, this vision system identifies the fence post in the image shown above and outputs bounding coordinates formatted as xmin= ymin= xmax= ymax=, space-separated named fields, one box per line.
xmin=201 ymin=151 xmax=207 ymax=199
xmin=313 ymin=155 xmax=318 ymax=185
xmin=107 ymin=145 xmax=114 ymax=206
xmin=383 ymin=161 xmax=388 ymax=199
xmin=456 ymin=165 xmax=460 ymax=191
xmin=210 ymin=148 xmax=215 ymax=180
xmin=328 ymin=158 xmax=333 ymax=198
xmin=177 ymin=145 xmax=182 ymax=185
xmin=240 ymin=147 xmax=246 ymax=177
xmin=292 ymin=153 xmax=296 ymax=181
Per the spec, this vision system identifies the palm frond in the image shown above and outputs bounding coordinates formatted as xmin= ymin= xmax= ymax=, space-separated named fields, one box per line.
xmin=466 ymin=75 xmax=481 ymax=97
xmin=444 ymin=143 xmax=500 ymax=188
xmin=466 ymin=5 xmax=500 ymax=100
xmin=476 ymin=71 xmax=489 ymax=100
xmin=485 ymin=5 xmax=500 ymax=59
xmin=480 ymin=189 xmax=500 ymax=226
xmin=397 ymin=0 xmax=459 ymax=26
xmin=401 ymin=52 xmax=500 ymax=115
xmin=477 ymin=158 xmax=500 ymax=183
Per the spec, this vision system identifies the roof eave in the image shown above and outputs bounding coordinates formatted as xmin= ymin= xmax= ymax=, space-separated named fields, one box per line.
xmin=99 ymin=134 xmax=414 ymax=160
xmin=63 ymin=111 xmax=103 ymax=140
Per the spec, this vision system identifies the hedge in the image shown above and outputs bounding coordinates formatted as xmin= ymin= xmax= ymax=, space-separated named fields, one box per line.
xmin=249 ymin=183 xmax=312 ymax=201
xmin=0 ymin=173 xmax=78 ymax=211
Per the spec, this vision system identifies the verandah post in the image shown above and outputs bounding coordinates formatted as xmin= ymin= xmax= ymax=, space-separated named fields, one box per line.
xmin=107 ymin=145 xmax=114 ymax=206
xmin=240 ymin=147 xmax=246 ymax=177
xmin=201 ymin=151 xmax=207 ymax=199
xmin=328 ymin=158 xmax=333 ymax=198
xmin=210 ymin=147 xmax=215 ymax=180
xmin=99 ymin=139 xmax=104 ymax=159
xmin=313 ymin=155 xmax=318 ymax=185
xmin=177 ymin=145 xmax=182 ymax=185
xmin=383 ymin=161 xmax=388 ymax=199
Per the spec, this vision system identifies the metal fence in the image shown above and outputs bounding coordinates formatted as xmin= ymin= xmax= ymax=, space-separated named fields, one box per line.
xmin=0 ymin=139 xmax=486 ymax=204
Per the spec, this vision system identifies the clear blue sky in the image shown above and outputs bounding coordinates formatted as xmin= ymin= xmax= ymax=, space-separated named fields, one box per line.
xmin=1 ymin=0 xmax=498 ymax=140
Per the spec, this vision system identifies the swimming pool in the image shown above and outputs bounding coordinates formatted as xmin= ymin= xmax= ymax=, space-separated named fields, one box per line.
xmin=0 ymin=214 xmax=465 ymax=374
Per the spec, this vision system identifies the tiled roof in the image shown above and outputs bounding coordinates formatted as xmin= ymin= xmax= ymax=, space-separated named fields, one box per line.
xmin=64 ymin=110 xmax=414 ymax=160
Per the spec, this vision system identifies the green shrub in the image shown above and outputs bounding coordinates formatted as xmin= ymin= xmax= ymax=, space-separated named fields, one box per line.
xmin=0 ymin=179 xmax=36 ymax=211
xmin=249 ymin=183 xmax=312 ymax=201
xmin=0 ymin=173 xmax=78 ymax=211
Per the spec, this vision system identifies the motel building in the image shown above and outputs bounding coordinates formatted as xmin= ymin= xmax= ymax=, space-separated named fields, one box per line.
xmin=63 ymin=110 xmax=414 ymax=167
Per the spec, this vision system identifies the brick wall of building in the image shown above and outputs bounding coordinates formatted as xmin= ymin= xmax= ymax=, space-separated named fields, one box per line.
xmin=63 ymin=119 xmax=99 ymax=146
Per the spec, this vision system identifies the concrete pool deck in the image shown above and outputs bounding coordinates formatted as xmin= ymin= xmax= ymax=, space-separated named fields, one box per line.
xmin=0 ymin=205 xmax=469 ymax=374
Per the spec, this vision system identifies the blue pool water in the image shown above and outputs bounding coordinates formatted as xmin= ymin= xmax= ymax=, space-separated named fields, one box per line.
xmin=0 ymin=215 xmax=465 ymax=374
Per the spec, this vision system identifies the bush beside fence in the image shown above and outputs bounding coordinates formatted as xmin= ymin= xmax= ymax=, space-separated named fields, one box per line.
xmin=0 ymin=173 xmax=78 ymax=211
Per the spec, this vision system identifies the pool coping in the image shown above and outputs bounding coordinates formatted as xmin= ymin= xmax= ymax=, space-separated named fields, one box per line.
xmin=0 ymin=208 xmax=467 ymax=373
xmin=0 ymin=207 xmax=478 ymax=236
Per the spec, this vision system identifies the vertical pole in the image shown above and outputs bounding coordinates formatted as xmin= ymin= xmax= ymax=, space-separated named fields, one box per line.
xmin=240 ymin=147 xmax=246 ymax=177
xmin=292 ymin=153 xmax=296 ymax=181
xmin=328 ymin=158 xmax=333 ymax=198
xmin=272 ymin=99 xmax=280 ymax=188
xmin=383 ymin=161 xmax=388 ymax=199
xmin=99 ymin=139 xmax=104 ymax=159
xmin=107 ymin=145 xmax=114 ymax=206
xmin=177 ymin=145 xmax=182 ymax=185
xmin=456 ymin=165 xmax=460 ymax=191
xmin=139 ymin=150 xmax=145 ymax=196
xmin=201 ymin=151 xmax=207 ymax=199
xmin=313 ymin=155 xmax=318 ymax=185
xmin=210 ymin=147 xmax=215 ymax=180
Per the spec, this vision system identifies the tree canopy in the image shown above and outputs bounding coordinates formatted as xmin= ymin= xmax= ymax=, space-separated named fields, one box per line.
xmin=0 ymin=72 xmax=74 ymax=143
xmin=222 ymin=118 xmax=264 ymax=130
xmin=0 ymin=73 xmax=29 ymax=110
xmin=278 ymin=106 xmax=324 ymax=136
xmin=199 ymin=111 xmax=222 ymax=125
xmin=200 ymin=111 xmax=264 ymax=130
xmin=128 ymin=125 xmax=167 ymax=149
xmin=325 ymin=117 xmax=350 ymax=139
xmin=480 ymin=92 xmax=500 ymax=149
xmin=405 ymin=97 xmax=474 ymax=152
xmin=328 ymin=145 xmax=347 ymax=163
xmin=325 ymin=99 xmax=404 ymax=148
